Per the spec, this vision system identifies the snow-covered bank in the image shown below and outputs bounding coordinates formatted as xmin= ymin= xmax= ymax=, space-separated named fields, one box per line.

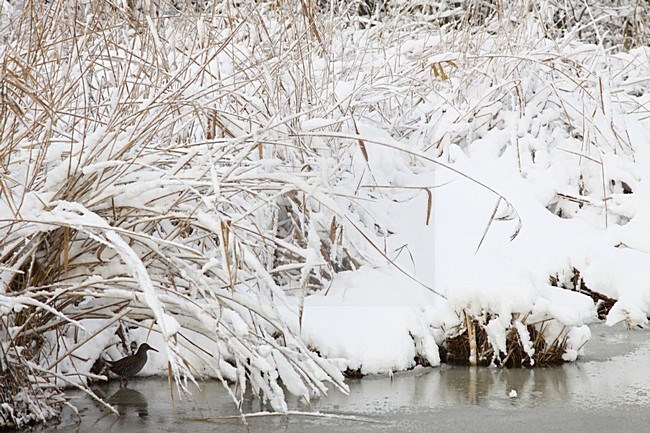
xmin=1 ymin=0 xmax=649 ymax=429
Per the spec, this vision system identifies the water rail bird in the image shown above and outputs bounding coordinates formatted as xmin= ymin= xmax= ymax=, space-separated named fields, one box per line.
xmin=107 ymin=343 xmax=158 ymax=386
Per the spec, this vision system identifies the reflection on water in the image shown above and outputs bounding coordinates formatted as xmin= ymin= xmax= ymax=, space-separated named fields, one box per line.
xmin=46 ymin=324 xmax=650 ymax=433
xmin=324 ymin=362 xmax=574 ymax=414
xmin=106 ymin=388 xmax=149 ymax=417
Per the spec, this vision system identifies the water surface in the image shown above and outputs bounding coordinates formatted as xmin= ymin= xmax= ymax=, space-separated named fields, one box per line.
xmin=46 ymin=324 xmax=650 ymax=432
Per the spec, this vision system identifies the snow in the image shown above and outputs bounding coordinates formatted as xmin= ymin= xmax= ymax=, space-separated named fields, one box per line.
xmin=1 ymin=0 xmax=650 ymax=424
xmin=284 ymin=30 xmax=649 ymax=376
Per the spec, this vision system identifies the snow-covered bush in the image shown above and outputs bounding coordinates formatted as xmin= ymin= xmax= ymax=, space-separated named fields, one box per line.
xmin=1 ymin=0 xmax=649 ymax=429
xmin=1 ymin=0 xmax=354 ymax=426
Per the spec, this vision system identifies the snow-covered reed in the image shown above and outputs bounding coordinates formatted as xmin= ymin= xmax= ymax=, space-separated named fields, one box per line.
xmin=1 ymin=0 xmax=648 ymax=429
xmin=1 ymin=0 xmax=356 ymax=426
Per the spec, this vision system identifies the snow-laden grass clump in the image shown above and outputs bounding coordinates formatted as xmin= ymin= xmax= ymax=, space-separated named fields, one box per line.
xmin=1 ymin=0 xmax=649 ymax=429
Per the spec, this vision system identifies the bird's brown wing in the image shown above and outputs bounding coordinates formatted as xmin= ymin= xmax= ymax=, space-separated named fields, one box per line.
xmin=106 ymin=357 xmax=131 ymax=377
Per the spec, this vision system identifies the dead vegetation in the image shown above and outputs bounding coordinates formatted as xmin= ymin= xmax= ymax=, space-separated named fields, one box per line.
xmin=1 ymin=0 xmax=358 ymax=427
xmin=550 ymin=268 xmax=617 ymax=320
xmin=1 ymin=0 xmax=644 ymax=428
xmin=440 ymin=313 xmax=569 ymax=368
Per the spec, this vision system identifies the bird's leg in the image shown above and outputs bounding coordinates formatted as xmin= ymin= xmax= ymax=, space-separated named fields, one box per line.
xmin=120 ymin=377 xmax=129 ymax=388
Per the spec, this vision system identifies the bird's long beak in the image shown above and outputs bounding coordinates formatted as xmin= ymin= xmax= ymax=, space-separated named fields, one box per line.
xmin=150 ymin=347 xmax=159 ymax=353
